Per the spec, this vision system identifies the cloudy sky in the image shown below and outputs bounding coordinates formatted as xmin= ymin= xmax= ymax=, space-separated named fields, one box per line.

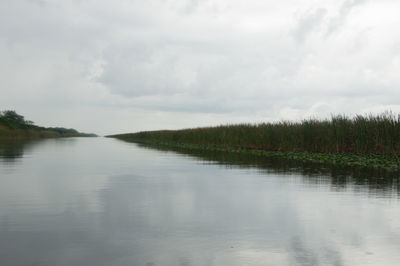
xmin=1 ymin=0 xmax=400 ymax=135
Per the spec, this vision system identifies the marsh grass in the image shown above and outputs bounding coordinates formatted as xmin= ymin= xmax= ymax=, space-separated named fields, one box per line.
xmin=111 ymin=112 xmax=400 ymax=157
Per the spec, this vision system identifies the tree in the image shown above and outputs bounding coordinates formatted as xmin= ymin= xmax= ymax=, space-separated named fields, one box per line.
xmin=0 ymin=110 xmax=27 ymax=124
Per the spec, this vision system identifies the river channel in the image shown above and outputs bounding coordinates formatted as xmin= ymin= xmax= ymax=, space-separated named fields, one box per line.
xmin=0 ymin=137 xmax=399 ymax=266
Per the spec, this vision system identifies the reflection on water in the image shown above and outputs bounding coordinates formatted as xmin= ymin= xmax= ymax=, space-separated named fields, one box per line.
xmin=0 ymin=138 xmax=78 ymax=163
xmin=0 ymin=139 xmax=31 ymax=162
xmin=136 ymin=143 xmax=400 ymax=198
xmin=0 ymin=138 xmax=399 ymax=266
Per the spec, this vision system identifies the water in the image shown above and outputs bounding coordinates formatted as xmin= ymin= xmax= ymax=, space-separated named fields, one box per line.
xmin=0 ymin=137 xmax=399 ymax=266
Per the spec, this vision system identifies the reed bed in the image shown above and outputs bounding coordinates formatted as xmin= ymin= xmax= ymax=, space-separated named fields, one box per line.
xmin=112 ymin=113 xmax=400 ymax=157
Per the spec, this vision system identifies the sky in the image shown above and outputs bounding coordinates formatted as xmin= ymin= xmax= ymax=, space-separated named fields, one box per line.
xmin=1 ymin=0 xmax=400 ymax=135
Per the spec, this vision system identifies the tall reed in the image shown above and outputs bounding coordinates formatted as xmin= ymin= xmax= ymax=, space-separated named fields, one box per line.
xmin=115 ymin=112 xmax=400 ymax=156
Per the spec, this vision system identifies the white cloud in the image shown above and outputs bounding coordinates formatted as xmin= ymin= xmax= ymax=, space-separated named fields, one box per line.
xmin=1 ymin=0 xmax=400 ymax=135
xmin=292 ymin=8 xmax=327 ymax=43
xmin=326 ymin=0 xmax=368 ymax=36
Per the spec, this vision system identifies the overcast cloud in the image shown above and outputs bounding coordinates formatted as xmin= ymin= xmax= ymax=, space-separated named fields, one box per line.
xmin=1 ymin=0 xmax=400 ymax=135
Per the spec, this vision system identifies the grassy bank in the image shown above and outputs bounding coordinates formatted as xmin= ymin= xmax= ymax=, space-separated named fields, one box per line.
xmin=108 ymin=113 xmax=400 ymax=171
xmin=0 ymin=110 xmax=96 ymax=139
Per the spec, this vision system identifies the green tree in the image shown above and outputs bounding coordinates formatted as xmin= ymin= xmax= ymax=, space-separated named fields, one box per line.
xmin=0 ymin=110 xmax=27 ymax=124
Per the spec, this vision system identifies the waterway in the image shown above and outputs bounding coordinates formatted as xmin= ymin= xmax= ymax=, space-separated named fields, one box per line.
xmin=0 ymin=137 xmax=399 ymax=266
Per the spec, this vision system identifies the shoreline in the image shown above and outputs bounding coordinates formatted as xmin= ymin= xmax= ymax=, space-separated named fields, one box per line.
xmin=109 ymin=137 xmax=400 ymax=172
xmin=0 ymin=131 xmax=97 ymax=139
xmin=0 ymin=127 xmax=97 ymax=139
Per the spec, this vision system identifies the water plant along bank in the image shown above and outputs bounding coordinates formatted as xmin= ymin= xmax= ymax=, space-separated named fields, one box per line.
xmin=108 ymin=113 xmax=400 ymax=171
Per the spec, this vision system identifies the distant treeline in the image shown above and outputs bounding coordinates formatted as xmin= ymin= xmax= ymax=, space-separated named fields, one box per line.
xmin=110 ymin=112 xmax=400 ymax=156
xmin=0 ymin=110 xmax=96 ymax=138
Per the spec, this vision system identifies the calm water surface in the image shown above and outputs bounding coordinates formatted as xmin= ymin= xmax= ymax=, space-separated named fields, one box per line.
xmin=0 ymin=137 xmax=399 ymax=266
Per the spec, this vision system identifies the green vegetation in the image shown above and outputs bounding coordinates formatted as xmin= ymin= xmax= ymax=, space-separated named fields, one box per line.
xmin=108 ymin=112 xmax=400 ymax=171
xmin=0 ymin=110 xmax=96 ymax=138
